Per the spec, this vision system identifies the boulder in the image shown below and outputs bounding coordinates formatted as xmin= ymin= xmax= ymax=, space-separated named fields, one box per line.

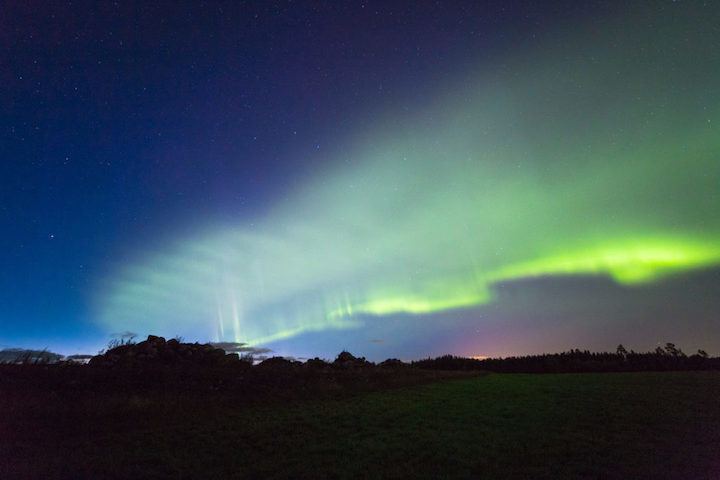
xmin=257 ymin=356 xmax=296 ymax=369
xmin=333 ymin=351 xmax=372 ymax=368
xmin=379 ymin=358 xmax=405 ymax=368
xmin=304 ymin=357 xmax=329 ymax=370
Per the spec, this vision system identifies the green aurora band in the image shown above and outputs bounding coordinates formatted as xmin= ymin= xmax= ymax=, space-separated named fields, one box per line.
xmin=96 ymin=5 xmax=720 ymax=346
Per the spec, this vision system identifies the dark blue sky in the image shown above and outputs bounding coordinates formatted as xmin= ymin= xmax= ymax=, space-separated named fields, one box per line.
xmin=3 ymin=2 xmax=719 ymax=359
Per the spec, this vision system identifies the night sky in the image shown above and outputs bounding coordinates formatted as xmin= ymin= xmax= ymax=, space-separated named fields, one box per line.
xmin=3 ymin=1 xmax=719 ymax=361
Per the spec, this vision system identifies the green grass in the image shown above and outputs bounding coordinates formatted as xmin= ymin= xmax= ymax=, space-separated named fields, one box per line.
xmin=4 ymin=371 xmax=720 ymax=479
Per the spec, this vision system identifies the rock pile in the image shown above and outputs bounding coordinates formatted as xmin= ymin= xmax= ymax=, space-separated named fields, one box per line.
xmin=256 ymin=356 xmax=298 ymax=369
xmin=89 ymin=335 xmax=240 ymax=368
xmin=379 ymin=358 xmax=406 ymax=368
xmin=304 ymin=357 xmax=330 ymax=370
xmin=89 ymin=336 xmax=404 ymax=372
xmin=332 ymin=350 xmax=372 ymax=369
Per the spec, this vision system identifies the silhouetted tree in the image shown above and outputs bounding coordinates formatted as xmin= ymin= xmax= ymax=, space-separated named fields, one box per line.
xmin=665 ymin=342 xmax=685 ymax=357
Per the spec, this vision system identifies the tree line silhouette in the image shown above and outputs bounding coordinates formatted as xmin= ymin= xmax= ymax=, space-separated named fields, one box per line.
xmin=412 ymin=343 xmax=720 ymax=373
xmin=3 ymin=336 xmax=719 ymax=374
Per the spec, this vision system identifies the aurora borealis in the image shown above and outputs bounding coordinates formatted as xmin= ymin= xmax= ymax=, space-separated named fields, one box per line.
xmin=3 ymin=2 xmax=720 ymax=360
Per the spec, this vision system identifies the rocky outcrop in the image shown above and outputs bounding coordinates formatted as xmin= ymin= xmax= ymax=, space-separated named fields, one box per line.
xmin=304 ymin=357 xmax=330 ymax=370
xmin=257 ymin=356 xmax=298 ymax=370
xmin=332 ymin=351 xmax=372 ymax=369
xmin=379 ymin=358 xmax=406 ymax=368
xmin=89 ymin=338 xmax=400 ymax=373
xmin=88 ymin=335 xmax=239 ymax=368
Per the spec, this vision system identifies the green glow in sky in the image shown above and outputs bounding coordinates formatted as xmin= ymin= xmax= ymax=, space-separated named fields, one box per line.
xmin=96 ymin=6 xmax=720 ymax=346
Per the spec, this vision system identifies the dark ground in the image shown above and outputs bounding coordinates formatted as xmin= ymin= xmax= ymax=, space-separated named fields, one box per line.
xmin=2 ymin=366 xmax=719 ymax=479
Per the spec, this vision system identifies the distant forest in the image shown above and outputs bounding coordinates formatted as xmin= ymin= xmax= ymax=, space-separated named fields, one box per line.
xmin=413 ymin=343 xmax=720 ymax=373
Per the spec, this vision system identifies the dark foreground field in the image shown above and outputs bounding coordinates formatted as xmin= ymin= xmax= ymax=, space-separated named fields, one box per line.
xmin=2 ymin=369 xmax=719 ymax=479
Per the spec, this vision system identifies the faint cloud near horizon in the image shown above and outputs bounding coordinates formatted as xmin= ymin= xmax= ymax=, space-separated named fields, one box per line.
xmin=210 ymin=342 xmax=273 ymax=356
xmin=0 ymin=348 xmax=64 ymax=363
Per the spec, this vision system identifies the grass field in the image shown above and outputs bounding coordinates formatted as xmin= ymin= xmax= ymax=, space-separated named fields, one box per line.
xmin=3 ymin=371 xmax=720 ymax=479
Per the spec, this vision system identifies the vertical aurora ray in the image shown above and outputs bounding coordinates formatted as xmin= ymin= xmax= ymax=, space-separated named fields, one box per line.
xmin=95 ymin=4 xmax=720 ymax=347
